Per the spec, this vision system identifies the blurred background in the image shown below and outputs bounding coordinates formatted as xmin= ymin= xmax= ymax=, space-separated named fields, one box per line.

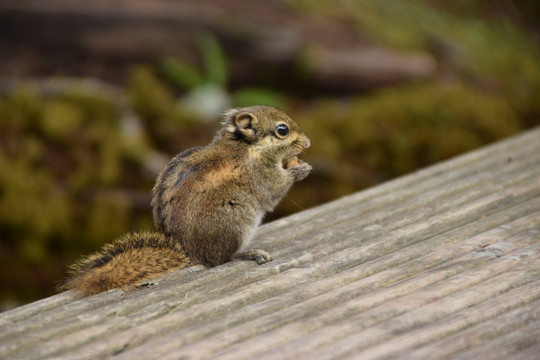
xmin=1 ymin=0 xmax=539 ymax=309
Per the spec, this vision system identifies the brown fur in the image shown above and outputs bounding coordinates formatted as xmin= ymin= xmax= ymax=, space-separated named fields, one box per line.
xmin=151 ymin=106 xmax=311 ymax=267
xmin=60 ymin=106 xmax=311 ymax=295
xmin=60 ymin=232 xmax=190 ymax=295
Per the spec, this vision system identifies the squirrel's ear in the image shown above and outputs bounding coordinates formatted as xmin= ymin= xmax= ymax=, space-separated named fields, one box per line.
xmin=222 ymin=109 xmax=258 ymax=142
xmin=234 ymin=112 xmax=253 ymax=130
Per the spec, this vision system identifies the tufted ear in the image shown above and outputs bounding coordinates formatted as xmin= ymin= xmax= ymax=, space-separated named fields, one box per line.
xmin=222 ymin=109 xmax=258 ymax=142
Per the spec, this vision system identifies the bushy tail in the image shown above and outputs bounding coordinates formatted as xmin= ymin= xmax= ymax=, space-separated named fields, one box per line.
xmin=59 ymin=232 xmax=190 ymax=295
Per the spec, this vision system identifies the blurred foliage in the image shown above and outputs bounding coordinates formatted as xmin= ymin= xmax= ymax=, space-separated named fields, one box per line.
xmin=288 ymin=0 xmax=540 ymax=124
xmin=291 ymin=82 xmax=523 ymax=208
xmin=160 ymin=32 xmax=225 ymax=90
xmin=282 ymin=0 xmax=540 ymax=209
xmin=0 ymin=86 xmax=156 ymax=305
xmin=128 ymin=66 xmax=215 ymax=154
xmin=1 ymin=0 xmax=540 ymax=308
xmin=158 ymin=32 xmax=286 ymax=119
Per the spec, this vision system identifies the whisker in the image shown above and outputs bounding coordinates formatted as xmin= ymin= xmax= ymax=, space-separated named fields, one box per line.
xmin=287 ymin=196 xmax=304 ymax=211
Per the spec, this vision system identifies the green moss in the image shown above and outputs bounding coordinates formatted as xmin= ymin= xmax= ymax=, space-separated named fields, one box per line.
xmin=0 ymin=83 xmax=157 ymax=304
xmin=41 ymin=101 xmax=83 ymax=141
xmin=0 ymin=86 xmax=43 ymax=132
xmin=84 ymin=195 xmax=131 ymax=248
xmin=0 ymin=153 xmax=69 ymax=239
xmin=129 ymin=66 xmax=176 ymax=121
xmin=293 ymin=82 xmax=523 ymax=205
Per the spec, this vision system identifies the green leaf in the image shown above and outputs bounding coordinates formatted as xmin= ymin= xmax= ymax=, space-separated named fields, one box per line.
xmin=198 ymin=32 xmax=228 ymax=87
xmin=159 ymin=57 xmax=204 ymax=89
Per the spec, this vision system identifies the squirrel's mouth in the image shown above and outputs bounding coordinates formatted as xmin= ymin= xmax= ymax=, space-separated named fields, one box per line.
xmin=282 ymin=137 xmax=309 ymax=169
xmin=283 ymin=156 xmax=300 ymax=169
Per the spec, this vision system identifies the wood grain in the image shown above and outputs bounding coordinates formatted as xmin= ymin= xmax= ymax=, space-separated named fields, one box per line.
xmin=1 ymin=127 xmax=539 ymax=360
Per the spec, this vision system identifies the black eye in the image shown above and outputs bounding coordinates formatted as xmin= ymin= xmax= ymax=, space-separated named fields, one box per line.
xmin=276 ymin=124 xmax=289 ymax=137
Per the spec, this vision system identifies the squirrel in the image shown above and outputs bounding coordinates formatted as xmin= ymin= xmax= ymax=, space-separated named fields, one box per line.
xmin=59 ymin=106 xmax=311 ymax=295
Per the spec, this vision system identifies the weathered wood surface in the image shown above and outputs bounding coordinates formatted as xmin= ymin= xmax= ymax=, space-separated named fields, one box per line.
xmin=1 ymin=127 xmax=539 ymax=359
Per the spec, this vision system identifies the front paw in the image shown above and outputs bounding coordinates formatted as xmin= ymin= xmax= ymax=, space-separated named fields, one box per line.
xmin=235 ymin=249 xmax=273 ymax=265
xmin=287 ymin=158 xmax=312 ymax=181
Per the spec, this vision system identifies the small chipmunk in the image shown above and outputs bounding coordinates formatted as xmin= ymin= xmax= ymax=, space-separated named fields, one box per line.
xmin=60 ymin=106 xmax=311 ymax=295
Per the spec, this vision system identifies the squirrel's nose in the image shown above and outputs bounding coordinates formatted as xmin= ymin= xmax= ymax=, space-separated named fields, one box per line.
xmin=304 ymin=137 xmax=311 ymax=149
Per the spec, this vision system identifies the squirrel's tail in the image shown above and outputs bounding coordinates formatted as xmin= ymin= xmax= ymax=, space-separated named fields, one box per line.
xmin=59 ymin=232 xmax=190 ymax=295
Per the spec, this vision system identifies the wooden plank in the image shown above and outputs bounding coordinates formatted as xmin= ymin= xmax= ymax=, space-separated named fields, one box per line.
xmin=316 ymin=280 xmax=540 ymax=360
xmin=451 ymin=321 xmax=540 ymax=360
xmin=5 ymin=155 xmax=537 ymax=356
xmin=176 ymin=250 xmax=539 ymax=360
xmin=401 ymin=297 xmax=540 ymax=359
xmin=260 ymin=139 xmax=539 ymax=262
xmin=0 ymin=128 xmax=538 ymax=360
xmin=0 ymin=291 xmax=74 ymax=328
xmin=506 ymin=343 xmax=540 ymax=360
xmin=15 ymin=198 xmax=538 ymax=360
xmin=101 ymin=209 xmax=540 ymax=360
